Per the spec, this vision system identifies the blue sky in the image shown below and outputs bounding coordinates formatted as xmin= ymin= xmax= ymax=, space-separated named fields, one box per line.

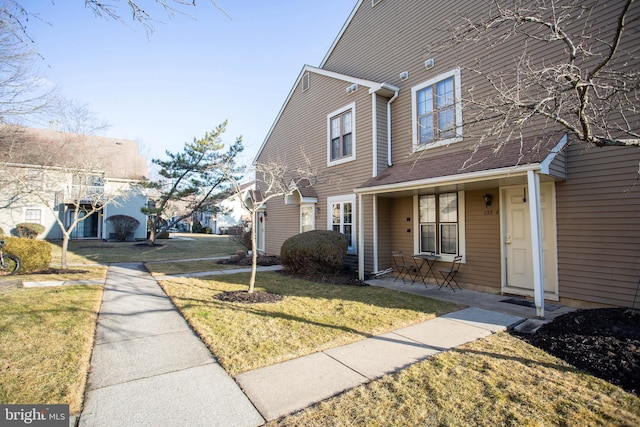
xmin=22 ymin=0 xmax=356 ymax=167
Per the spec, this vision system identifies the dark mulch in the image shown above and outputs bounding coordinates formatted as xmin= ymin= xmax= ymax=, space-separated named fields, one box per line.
xmin=216 ymin=255 xmax=281 ymax=266
xmin=513 ymin=308 xmax=640 ymax=396
xmin=214 ymin=290 xmax=284 ymax=304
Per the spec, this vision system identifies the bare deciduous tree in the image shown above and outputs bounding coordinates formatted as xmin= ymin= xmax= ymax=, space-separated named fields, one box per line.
xmin=427 ymin=0 xmax=639 ymax=156
xmin=223 ymin=155 xmax=324 ymax=293
xmin=0 ymin=14 xmax=54 ymax=123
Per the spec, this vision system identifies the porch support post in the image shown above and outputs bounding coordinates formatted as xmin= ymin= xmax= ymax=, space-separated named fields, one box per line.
xmin=373 ymin=195 xmax=378 ymax=274
xmin=527 ymin=170 xmax=545 ymax=318
xmin=358 ymin=193 xmax=365 ymax=281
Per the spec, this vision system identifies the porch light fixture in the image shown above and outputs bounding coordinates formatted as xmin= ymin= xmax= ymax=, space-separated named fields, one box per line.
xmin=483 ymin=194 xmax=492 ymax=207
xmin=316 ymin=207 xmax=321 ymax=214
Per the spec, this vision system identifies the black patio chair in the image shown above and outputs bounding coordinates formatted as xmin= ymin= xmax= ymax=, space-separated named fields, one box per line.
xmin=392 ymin=251 xmax=413 ymax=283
xmin=438 ymin=255 xmax=463 ymax=291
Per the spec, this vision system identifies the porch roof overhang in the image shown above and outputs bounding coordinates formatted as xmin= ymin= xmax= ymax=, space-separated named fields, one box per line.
xmin=355 ymin=134 xmax=568 ymax=196
xmin=285 ymin=178 xmax=318 ymax=205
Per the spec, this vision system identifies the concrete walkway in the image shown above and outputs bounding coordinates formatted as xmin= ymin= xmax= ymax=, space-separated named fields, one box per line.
xmin=74 ymin=263 xmax=573 ymax=424
xmin=79 ymin=263 xmax=264 ymax=427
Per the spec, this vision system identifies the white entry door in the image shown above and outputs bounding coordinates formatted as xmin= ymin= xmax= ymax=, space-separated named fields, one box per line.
xmin=503 ymin=184 xmax=558 ymax=296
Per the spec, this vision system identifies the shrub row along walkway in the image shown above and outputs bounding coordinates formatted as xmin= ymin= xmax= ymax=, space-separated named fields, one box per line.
xmin=78 ymin=262 xmax=534 ymax=424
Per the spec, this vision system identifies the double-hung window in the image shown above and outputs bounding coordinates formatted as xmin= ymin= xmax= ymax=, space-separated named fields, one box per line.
xmin=328 ymin=194 xmax=356 ymax=254
xmin=327 ymin=103 xmax=356 ymax=166
xmin=412 ymin=69 xmax=462 ymax=150
xmin=418 ymin=193 xmax=461 ymax=256
xmin=25 ymin=208 xmax=42 ymax=224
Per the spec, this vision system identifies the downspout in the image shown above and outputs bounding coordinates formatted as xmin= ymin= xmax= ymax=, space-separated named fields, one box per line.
xmin=372 ymin=93 xmax=378 ymax=177
xmin=387 ymin=90 xmax=399 ymax=166
xmin=358 ymin=193 xmax=365 ymax=281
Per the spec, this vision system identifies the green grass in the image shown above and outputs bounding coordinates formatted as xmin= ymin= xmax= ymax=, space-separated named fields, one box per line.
xmin=0 ymin=285 xmax=103 ymax=414
xmin=159 ymin=271 xmax=459 ymax=375
xmin=272 ymin=332 xmax=640 ymax=426
xmin=47 ymin=233 xmax=243 ymax=265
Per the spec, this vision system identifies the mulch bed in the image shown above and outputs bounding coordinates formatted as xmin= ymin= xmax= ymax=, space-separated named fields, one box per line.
xmin=214 ymin=290 xmax=284 ymax=304
xmin=513 ymin=308 xmax=640 ymax=396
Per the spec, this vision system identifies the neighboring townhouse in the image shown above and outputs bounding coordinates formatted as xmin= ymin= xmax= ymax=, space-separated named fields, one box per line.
xmin=213 ymin=181 xmax=255 ymax=235
xmin=254 ymin=0 xmax=640 ymax=313
xmin=0 ymin=126 xmax=149 ymax=240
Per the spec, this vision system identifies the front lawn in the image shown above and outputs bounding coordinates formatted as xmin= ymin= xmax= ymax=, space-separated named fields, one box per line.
xmin=272 ymin=332 xmax=639 ymax=426
xmin=0 ymin=285 xmax=103 ymax=414
xmin=47 ymin=233 xmax=243 ymax=265
xmin=159 ymin=271 xmax=458 ymax=375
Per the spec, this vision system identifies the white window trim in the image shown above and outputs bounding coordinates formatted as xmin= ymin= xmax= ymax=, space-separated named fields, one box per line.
xmin=24 ymin=208 xmax=43 ymax=224
xmin=300 ymin=203 xmax=316 ymax=233
xmin=411 ymin=68 xmax=463 ymax=152
xmin=327 ymin=102 xmax=356 ymax=167
xmin=327 ymin=194 xmax=357 ymax=254
xmin=413 ymin=191 xmax=466 ymax=263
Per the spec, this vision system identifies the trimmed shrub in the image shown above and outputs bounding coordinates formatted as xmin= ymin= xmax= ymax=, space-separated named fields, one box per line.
xmin=229 ymin=230 xmax=252 ymax=251
xmin=15 ymin=223 xmax=46 ymax=239
xmin=106 ymin=215 xmax=140 ymax=241
xmin=2 ymin=237 xmax=51 ymax=273
xmin=281 ymin=230 xmax=348 ymax=275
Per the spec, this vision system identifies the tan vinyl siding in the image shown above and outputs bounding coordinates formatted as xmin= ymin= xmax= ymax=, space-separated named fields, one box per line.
xmin=257 ymin=72 xmax=376 ymax=255
xmin=463 ymin=189 xmax=502 ymax=289
xmin=556 ymin=144 xmax=640 ymax=308
xmin=375 ymin=94 xmax=389 ymax=174
xmin=376 ymin=196 xmax=393 ymax=272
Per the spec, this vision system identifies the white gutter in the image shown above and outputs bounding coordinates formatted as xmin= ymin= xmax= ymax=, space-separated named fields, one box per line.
xmin=387 ymin=90 xmax=399 ymax=166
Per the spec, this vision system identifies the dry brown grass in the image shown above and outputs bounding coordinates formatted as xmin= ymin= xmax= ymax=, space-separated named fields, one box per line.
xmin=0 ymin=285 xmax=103 ymax=414
xmin=159 ymin=271 xmax=459 ymax=375
xmin=272 ymin=332 xmax=640 ymax=426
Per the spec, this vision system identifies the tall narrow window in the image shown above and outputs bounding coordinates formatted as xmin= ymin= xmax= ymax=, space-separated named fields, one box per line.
xmin=419 ymin=193 xmax=458 ymax=255
xmin=412 ymin=69 xmax=462 ymax=150
xmin=300 ymin=204 xmax=314 ymax=233
xmin=328 ymin=195 xmax=356 ymax=253
xmin=330 ymin=110 xmax=352 ymax=160
xmin=327 ymin=103 xmax=356 ymax=166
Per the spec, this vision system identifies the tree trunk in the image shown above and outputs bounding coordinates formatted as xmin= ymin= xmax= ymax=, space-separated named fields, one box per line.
xmin=248 ymin=217 xmax=257 ymax=293
xmin=61 ymin=234 xmax=70 ymax=269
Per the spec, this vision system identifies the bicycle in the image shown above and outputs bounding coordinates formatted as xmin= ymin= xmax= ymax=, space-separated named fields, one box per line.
xmin=0 ymin=240 xmax=20 ymax=276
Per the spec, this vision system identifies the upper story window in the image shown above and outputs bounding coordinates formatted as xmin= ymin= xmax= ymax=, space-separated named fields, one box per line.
xmin=327 ymin=102 xmax=356 ymax=166
xmin=411 ymin=68 xmax=462 ymax=151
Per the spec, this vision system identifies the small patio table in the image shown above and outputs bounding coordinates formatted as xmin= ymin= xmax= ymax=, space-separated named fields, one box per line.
xmin=412 ymin=253 xmax=440 ymax=287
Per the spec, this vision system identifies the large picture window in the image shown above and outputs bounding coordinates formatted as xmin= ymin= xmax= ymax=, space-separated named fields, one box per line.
xmin=327 ymin=194 xmax=356 ymax=253
xmin=418 ymin=193 xmax=459 ymax=255
xmin=411 ymin=69 xmax=462 ymax=150
xmin=327 ymin=103 xmax=356 ymax=166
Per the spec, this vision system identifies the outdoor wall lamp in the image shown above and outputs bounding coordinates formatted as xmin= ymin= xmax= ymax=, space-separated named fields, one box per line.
xmin=316 ymin=207 xmax=321 ymax=214
xmin=483 ymin=194 xmax=493 ymax=207
xmin=263 ymin=211 xmax=267 ymax=217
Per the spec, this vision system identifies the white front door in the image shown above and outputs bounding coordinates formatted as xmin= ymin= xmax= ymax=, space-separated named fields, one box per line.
xmin=503 ymin=184 xmax=558 ymax=297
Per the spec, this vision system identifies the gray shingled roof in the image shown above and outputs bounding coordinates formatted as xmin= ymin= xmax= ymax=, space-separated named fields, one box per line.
xmin=0 ymin=126 xmax=148 ymax=180
xmin=357 ymin=135 xmax=561 ymax=190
